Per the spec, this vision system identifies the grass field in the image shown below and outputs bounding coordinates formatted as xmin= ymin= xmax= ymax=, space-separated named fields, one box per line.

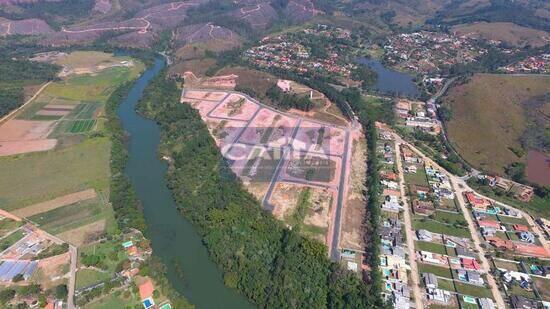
xmin=415 ymin=241 xmax=451 ymax=256
xmin=454 ymin=281 xmax=493 ymax=299
xmin=0 ymin=137 xmax=110 ymax=210
xmin=414 ymin=217 xmax=471 ymax=238
xmin=76 ymin=269 xmax=111 ymax=289
xmin=0 ymin=229 xmax=25 ymax=251
xmin=443 ymin=74 xmax=550 ymax=175
xmin=84 ymin=290 xmax=140 ymax=309
xmin=418 ymin=263 xmax=454 ymax=279
xmin=0 ymin=219 xmax=22 ymax=238
xmin=404 ymin=166 xmax=429 ymax=186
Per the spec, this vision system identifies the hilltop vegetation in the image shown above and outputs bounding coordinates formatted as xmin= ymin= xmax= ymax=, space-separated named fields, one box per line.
xmin=443 ymin=73 xmax=550 ymax=176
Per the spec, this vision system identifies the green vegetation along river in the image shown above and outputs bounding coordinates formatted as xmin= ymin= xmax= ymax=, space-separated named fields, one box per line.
xmin=117 ymin=57 xmax=252 ymax=308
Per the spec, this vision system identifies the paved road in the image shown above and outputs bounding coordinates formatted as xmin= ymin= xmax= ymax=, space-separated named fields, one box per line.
xmin=330 ymin=129 xmax=351 ymax=261
xmin=394 ymin=141 xmax=424 ymax=309
xmin=394 ymin=134 xmax=506 ymax=309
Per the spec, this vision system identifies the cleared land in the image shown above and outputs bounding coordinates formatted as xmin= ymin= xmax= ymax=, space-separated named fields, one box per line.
xmin=443 ymin=74 xmax=550 ymax=175
xmin=452 ymin=22 xmax=550 ymax=47
xmin=182 ymin=88 xmax=354 ymax=251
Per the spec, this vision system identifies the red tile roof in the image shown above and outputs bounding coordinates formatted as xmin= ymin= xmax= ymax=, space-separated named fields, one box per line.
xmin=139 ymin=280 xmax=154 ymax=300
xmin=512 ymin=224 xmax=529 ymax=232
xmin=477 ymin=219 xmax=500 ymax=229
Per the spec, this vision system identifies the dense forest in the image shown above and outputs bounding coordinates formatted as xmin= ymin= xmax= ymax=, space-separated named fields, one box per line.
xmin=137 ymin=72 xmax=386 ymax=308
xmin=265 ymin=84 xmax=314 ymax=111
xmin=0 ymin=59 xmax=59 ymax=118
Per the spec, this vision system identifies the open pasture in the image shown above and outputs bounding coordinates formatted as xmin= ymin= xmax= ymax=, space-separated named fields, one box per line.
xmin=0 ymin=137 xmax=110 ymax=210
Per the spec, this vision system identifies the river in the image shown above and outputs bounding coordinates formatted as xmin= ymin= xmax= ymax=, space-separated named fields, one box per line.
xmin=116 ymin=57 xmax=253 ymax=308
xmin=357 ymin=57 xmax=420 ymax=97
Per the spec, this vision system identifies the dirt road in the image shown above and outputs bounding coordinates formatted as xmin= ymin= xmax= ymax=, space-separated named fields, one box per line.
xmin=395 ymin=141 xmax=424 ymax=309
xmin=67 ymin=245 xmax=77 ymax=309
xmin=394 ymin=134 xmax=506 ymax=309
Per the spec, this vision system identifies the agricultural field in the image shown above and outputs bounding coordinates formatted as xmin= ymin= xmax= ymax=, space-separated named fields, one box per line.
xmin=443 ymin=74 xmax=550 ymax=175
xmin=452 ymin=22 xmax=549 ymax=47
xmin=0 ymin=138 xmax=110 ymax=210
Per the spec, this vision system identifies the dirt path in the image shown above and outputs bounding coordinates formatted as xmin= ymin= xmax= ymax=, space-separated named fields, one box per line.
xmin=0 ymin=81 xmax=52 ymax=126
xmin=14 ymin=189 xmax=97 ymax=218
xmin=395 ymin=141 xmax=424 ymax=309
xmin=394 ymin=134 xmax=506 ymax=309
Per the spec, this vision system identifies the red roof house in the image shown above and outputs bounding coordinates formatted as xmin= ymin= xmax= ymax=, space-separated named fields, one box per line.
xmin=139 ymin=280 xmax=154 ymax=300
xmin=464 ymin=192 xmax=491 ymax=210
xmin=461 ymin=258 xmax=480 ymax=271
xmin=477 ymin=219 xmax=500 ymax=229
xmin=512 ymin=224 xmax=529 ymax=232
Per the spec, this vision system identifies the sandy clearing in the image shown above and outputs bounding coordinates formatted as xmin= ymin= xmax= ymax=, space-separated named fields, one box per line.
xmin=282 ymin=151 xmax=342 ymax=187
xmin=292 ymin=120 xmax=345 ymax=156
xmin=270 ymin=182 xmax=304 ymax=220
xmin=190 ymin=99 xmax=222 ymax=118
xmin=35 ymin=110 xmax=68 ymax=116
xmin=36 ymin=252 xmax=70 ymax=279
xmin=205 ymin=118 xmax=245 ymax=147
xmin=0 ymin=139 xmax=57 ymax=156
xmin=184 ymin=90 xmax=227 ymax=101
xmin=209 ymin=94 xmax=259 ymax=121
xmin=45 ymin=104 xmax=75 ymax=110
xmin=56 ymin=219 xmax=106 ymax=247
xmin=13 ymin=189 xmax=97 ymax=218
xmin=0 ymin=119 xmax=56 ymax=141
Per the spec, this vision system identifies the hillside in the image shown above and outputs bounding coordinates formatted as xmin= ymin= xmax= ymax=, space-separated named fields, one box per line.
xmin=443 ymin=73 xmax=550 ymax=176
xmin=452 ymin=22 xmax=550 ymax=48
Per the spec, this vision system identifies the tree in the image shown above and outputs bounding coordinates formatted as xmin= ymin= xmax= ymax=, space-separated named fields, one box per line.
xmin=55 ymin=284 xmax=68 ymax=300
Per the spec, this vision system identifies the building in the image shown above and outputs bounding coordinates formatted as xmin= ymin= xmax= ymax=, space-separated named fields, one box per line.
xmin=518 ymin=232 xmax=535 ymax=243
xmin=422 ymin=273 xmax=438 ymax=289
xmin=478 ymin=219 xmax=501 ymax=230
xmin=413 ymin=199 xmax=435 ymax=216
xmin=464 ymin=192 xmax=492 ymax=210
xmin=478 ymin=298 xmax=495 ymax=309
xmin=455 ymin=247 xmax=476 ymax=259
xmin=513 ymin=225 xmax=529 ymax=232
xmin=426 ymin=288 xmax=451 ymax=303
xmin=417 ymin=229 xmax=432 ymax=241
xmin=405 ymin=165 xmax=417 ymax=173
xmin=510 ymin=295 xmax=538 ymax=309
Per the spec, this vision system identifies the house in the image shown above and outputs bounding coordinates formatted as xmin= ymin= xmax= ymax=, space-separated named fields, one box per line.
xmin=422 ymin=273 xmax=438 ymax=289
xmin=405 ymin=165 xmax=417 ymax=173
xmin=381 ymin=171 xmax=398 ymax=181
xmin=494 ymin=177 xmax=512 ymax=191
xmin=413 ymin=199 xmax=435 ymax=216
xmin=486 ymin=237 xmax=514 ymax=250
xmin=139 ymin=279 xmax=155 ymax=300
xmin=426 ymin=288 xmax=451 ymax=303
xmin=417 ymin=229 xmax=432 ymax=241
xmin=477 ymin=219 xmax=501 ymax=230
xmin=381 ymin=195 xmax=400 ymax=213
xmin=383 ymin=189 xmax=401 ymax=198
xmin=461 ymin=258 xmax=480 ymax=271
xmin=455 ymin=247 xmax=476 ymax=259
xmin=401 ymin=145 xmax=421 ymax=163
xmin=466 ymin=271 xmax=484 ymax=285
xmin=481 ymin=226 xmax=496 ymax=237
xmin=478 ymin=298 xmax=495 ymax=309
xmin=382 ymin=180 xmax=399 ymax=190
xmin=514 ymin=243 xmax=550 ymax=258
xmin=409 ymin=185 xmax=430 ymax=199
xmin=514 ymin=185 xmax=534 ymax=202
xmin=513 ymin=225 xmax=529 ymax=232
xmin=464 ymin=192 xmax=492 ymax=210
xmin=518 ymin=232 xmax=535 ymax=243
xmin=510 ymin=295 xmax=538 ymax=309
